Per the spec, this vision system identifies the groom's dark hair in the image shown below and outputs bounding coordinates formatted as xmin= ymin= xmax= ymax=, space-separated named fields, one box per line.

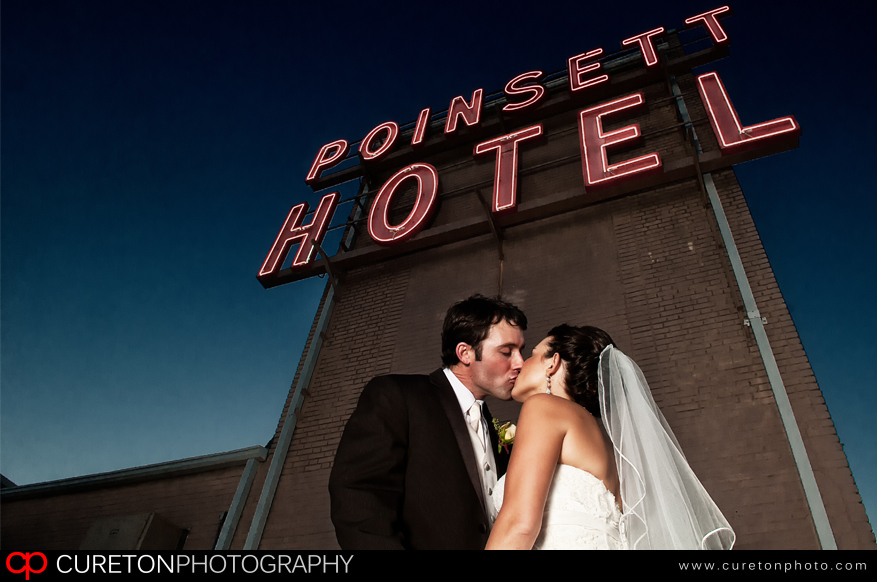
xmin=441 ymin=294 xmax=527 ymax=366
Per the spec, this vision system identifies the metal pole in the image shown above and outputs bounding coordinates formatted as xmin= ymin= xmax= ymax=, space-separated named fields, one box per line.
xmin=244 ymin=183 xmax=368 ymax=549
xmin=670 ymin=75 xmax=836 ymax=550
xmin=215 ymin=457 xmax=260 ymax=549
xmin=244 ymin=284 xmax=336 ymax=549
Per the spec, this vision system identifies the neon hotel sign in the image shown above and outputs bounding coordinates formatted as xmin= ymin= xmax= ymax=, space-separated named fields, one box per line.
xmin=259 ymin=6 xmax=799 ymax=284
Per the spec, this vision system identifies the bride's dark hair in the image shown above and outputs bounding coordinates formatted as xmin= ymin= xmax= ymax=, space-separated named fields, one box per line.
xmin=545 ymin=324 xmax=615 ymax=417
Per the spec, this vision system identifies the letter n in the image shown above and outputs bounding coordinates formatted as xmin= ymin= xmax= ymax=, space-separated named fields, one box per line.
xmin=445 ymin=89 xmax=484 ymax=134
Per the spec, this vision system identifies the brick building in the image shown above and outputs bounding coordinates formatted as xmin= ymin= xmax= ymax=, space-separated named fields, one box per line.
xmin=233 ymin=25 xmax=874 ymax=550
xmin=1 ymin=447 xmax=266 ymax=550
xmin=2 ymin=15 xmax=873 ymax=551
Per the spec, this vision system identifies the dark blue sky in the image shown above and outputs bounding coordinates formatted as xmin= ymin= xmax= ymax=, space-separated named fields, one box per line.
xmin=3 ymin=0 xmax=875 ymax=528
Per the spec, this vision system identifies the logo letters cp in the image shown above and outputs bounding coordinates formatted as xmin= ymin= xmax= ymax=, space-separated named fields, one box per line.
xmin=6 ymin=552 xmax=48 ymax=580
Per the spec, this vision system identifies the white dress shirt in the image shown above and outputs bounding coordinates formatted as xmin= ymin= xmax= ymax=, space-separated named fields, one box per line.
xmin=443 ymin=367 xmax=499 ymax=524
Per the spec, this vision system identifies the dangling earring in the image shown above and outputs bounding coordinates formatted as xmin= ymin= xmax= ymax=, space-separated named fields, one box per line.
xmin=546 ymin=374 xmax=551 ymax=395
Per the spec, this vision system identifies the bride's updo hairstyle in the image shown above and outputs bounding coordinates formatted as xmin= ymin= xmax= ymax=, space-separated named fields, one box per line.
xmin=545 ymin=325 xmax=615 ymax=417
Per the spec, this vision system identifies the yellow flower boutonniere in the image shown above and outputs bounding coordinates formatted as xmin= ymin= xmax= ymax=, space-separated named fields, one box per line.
xmin=492 ymin=418 xmax=516 ymax=454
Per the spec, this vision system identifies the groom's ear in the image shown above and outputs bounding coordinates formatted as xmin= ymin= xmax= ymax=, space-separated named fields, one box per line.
xmin=455 ymin=342 xmax=472 ymax=366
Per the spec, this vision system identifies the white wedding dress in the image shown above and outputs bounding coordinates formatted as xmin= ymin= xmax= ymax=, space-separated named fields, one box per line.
xmin=492 ymin=464 xmax=626 ymax=550
xmin=489 ymin=346 xmax=735 ymax=550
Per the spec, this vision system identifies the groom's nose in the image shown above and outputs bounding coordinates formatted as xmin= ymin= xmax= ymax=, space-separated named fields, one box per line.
xmin=511 ymin=351 xmax=524 ymax=370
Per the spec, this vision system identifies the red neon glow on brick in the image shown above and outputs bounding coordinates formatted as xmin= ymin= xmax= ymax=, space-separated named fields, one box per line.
xmin=578 ymin=93 xmax=662 ymax=189
xmin=684 ymin=6 xmax=732 ymax=44
xmin=474 ymin=125 xmax=543 ymax=214
xmin=621 ymin=27 xmax=665 ymax=67
xmin=697 ymin=72 xmax=800 ymax=155
xmin=305 ymin=140 xmax=349 ymax=183
xmin=445 ymin=89 xmax=484 ymax=134
xmin=259 ymin=191 xmax=339 ymax=276
xmin=368 ymin=164 xmax=439 ymax=245
xmin=568 ymin=49 xmax=608 ymax=93
xmin=502 ymin=71 xmax=546 ymax=113
xmin=412 ymin=108 xmax=431 ymax=147
xmin=360 ymin=121 xmax=399 ymax=161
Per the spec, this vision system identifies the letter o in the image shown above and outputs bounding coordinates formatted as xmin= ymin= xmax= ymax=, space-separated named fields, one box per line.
xmin=138 ymin=555 xmax=156 ymax=574
xmin=360 ymin=121 xmax=399 ymax=161
xmin=368 ymin=164 xmax=439 ymax=245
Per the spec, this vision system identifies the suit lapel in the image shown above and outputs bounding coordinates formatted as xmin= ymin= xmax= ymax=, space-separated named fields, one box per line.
xmin=429 ymin=368 xmax=487 ymax=512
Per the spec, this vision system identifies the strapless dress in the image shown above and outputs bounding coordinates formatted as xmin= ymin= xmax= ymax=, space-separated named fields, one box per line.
xmin=492 ymin=464 xmax=626 ymax=550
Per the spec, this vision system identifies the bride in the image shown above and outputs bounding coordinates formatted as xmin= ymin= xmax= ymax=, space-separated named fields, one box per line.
xmin=486 ymin=325 xmax=735 ymax=550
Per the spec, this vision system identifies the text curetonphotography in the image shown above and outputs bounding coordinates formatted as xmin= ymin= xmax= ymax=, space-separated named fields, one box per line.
xmin=54 ymin=554 xmax=353 ymax=575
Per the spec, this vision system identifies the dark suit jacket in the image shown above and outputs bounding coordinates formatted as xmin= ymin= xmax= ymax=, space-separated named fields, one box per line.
xmin=328 ymin=368 xmax=510 ymax=550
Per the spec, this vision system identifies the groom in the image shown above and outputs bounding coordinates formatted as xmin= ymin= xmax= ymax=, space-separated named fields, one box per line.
xmin=329 ymin=295 xmax=527 ymax=549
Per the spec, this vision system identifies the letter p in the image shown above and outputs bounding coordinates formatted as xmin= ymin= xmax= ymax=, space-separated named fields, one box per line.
xmin=306 ymin=140 xmax=350 ymax=184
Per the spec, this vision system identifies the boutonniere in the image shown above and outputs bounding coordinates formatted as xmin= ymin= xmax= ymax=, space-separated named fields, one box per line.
xmin=492 ymin=418 xmax=516 ymax=454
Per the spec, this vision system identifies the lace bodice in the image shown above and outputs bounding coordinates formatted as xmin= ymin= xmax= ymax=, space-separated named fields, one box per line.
xmin=492 ymin=464 xmax=626 ymax=550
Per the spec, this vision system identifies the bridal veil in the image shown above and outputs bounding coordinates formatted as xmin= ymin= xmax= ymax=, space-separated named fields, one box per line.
xmin=598 ymin=346 xmax=736 ymax=550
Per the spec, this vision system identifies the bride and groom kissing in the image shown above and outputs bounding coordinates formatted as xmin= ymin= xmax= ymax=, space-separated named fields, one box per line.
xmin=328 ymin=295 xmax=735 ymax=550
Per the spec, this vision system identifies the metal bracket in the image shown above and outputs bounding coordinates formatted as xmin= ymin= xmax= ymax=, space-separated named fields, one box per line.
xmin=311 ymin=239 xmax=340 ymax=297
xmin=356 ymin=152 xmax=375 ymax=187
xmin=493 ymin=102 xmax=508 ymax=135
xmin=744 ymin=309 xmax=767 ymax=326
xmin=475 ymin=188 xmax=505 ymax=297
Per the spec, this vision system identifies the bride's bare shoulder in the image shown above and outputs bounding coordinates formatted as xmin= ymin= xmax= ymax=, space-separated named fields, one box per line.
xmin=520 ymin=393 xmax=560 ymax=412
xmin=519 ymin=394 xmax=582 ymax=424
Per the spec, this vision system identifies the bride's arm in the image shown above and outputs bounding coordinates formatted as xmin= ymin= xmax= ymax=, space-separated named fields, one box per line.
xmin=485 ymin=394 xmax=565 ymax=550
